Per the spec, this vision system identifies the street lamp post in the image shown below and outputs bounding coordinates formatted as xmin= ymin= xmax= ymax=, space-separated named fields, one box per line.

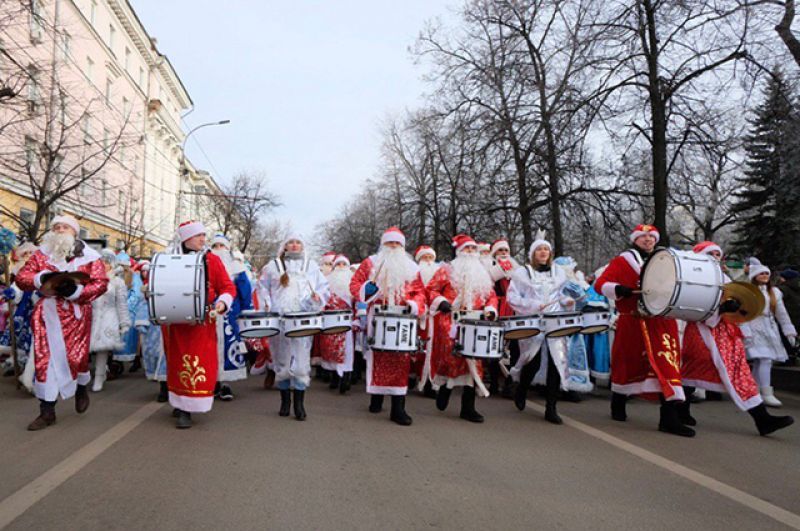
xmin=175 ymin=119 xmax=230 ymax=225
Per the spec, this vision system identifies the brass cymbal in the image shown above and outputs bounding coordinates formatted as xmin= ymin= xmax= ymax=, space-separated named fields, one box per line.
xmin=721 ymin=281 xmax=765 ymax=324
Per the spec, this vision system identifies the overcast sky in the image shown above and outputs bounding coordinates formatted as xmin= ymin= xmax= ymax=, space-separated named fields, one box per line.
xmin=132 ymin=1 xmax=455 ymax=239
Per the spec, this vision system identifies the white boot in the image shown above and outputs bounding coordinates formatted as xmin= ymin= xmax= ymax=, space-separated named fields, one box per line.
xmin=93 ymin=352 xmax=108 ymax=392
xmin=761 ymin=386 xmax=782 ymax=408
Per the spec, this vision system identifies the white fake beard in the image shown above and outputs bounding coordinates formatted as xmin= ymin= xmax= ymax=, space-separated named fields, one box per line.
xmin=41 ymin=231 xmax=75 ymax=263
xmin=451 ymin=253 xmax=493 ymax=310
xmin=418 ymin=261 xmax=438 ymax=285
xmin=327 ymin=268 xmax=352 ymax=299
xmin=212 ymin=248 xmax=234 ymax=276
xmin=375 ymin=246 xmax=416 ymax=303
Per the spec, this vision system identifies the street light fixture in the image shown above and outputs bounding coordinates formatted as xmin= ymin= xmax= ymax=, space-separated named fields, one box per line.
xmin=176 ymin=119 xmax=230 ymax=224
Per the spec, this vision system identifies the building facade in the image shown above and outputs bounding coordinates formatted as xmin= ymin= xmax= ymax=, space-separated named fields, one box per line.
xmin=0 ymin=0 xmax=213 ymax=257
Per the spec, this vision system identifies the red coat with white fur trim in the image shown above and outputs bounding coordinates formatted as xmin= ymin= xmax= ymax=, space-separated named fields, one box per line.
xmin=595 ymin=250 xmax=684 ymax=400
xmin=427 ymin=264 xmax=498 ymax=386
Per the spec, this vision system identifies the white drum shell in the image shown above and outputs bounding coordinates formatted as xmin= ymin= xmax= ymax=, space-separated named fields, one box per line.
xmin=369 ymin=313 xmax=418 ymax=353
xmin=580 ymin=312 xmax=610 ymax=335
xmin=500 ymin=314 xmax=542 ymax=340
xmin=456 ymin=320 xmax=505 ymax=359
xmin=641 ymin=249 xmax=723 ymax=321
xmin=237 ymin=311 xmax=281 ymax=338
xmin=283 ymin=312 xmax=323 ymax=337
xmin=321 ymin=310 xmax=352 ymax=335
xmin=147 ymin=253 xmax=206 ymax=325
xmin=543 ymin=312 xmax=583 ymax=337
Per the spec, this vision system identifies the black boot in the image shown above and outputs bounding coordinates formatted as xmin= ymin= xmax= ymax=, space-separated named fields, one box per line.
xmin=75 ymin=384 xmax=90 ymax=414
xmin=157 ymin=381 xmax=168 ymax=403
xmin=279 ymin=389 xmax=291 ymax=417
xmin=658 ymin=401 xmax=696 ymax=437
xmin=514 ymin=361 xmax=536 ymax=411
xmin=129 ymin=356 xmax=141 ymax=373
xmin=390 ymin=395 xmax=413 ymax=426
xmin=611 ymin=392 xmax=628 ymax=422
xmin=293 ymin=389 xmax=307 ymax=421
xmin=460 ymin=386 xmax=484 ymax=423
xmin=748 ymin=403 xmax=795 ymax=436
xmin=544 ymin=355 xmax=562 ymax=424
xmin=329 ymin=371 xmax=340 ymax=390
xmin=175 ymin=409 xmax=192 ymax=429
xmin=676 ymin=400 xmax=696 ymax=426
xmin=321 ymin=369 xmax=331 ymax=383
xmin=436 ymin=386 xmax=452 ymax=411
xmin=339 ymin=371 xmax=351 ymax=394
xmin=422 ymin=380 xmax=437 ymax=399
xmin=501 ymin=375 xmax=515 ymax=399
xmin=369 ymin=394 xmax=384 ymax=413
xmin=28 ymin=400 xmax=56 ymax=431
xmin=488 ymin=360 xmax=500 ymax=395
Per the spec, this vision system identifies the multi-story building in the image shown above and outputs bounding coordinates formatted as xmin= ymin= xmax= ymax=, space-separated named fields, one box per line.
xmin=0 ymin=0 xmax=212 ymax=257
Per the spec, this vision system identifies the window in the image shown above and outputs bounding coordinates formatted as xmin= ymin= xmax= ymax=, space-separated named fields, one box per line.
xmin=79 ymin=228 xmax=88 ymax=240
xmin=138 ymin=66 xmax=144 ymax=88
xmin=124 ymin=47 xmax=131 ymax=71
xmin=118 ymin=190 xmax=125 ymax=215
xmin=103 ymin=128 xmax=110 ymax=152
xmin=105 ymin=78 xmax=112 ymax=106
xmin=101 ymin=178 xmax=108 ymax=205
xmin=86 ymin=56 xmax=94 ymax=81
xmin=108 ymin=25 xmax=116 ymax=53
xmin=90 ymin=0 xmax=97 ymax=26
xmin=27 ymin=66 xmax=40 ymax=103
xmin=30 ymin=0 xmax=43 ymax=42
xmin=122 ymin=96 xmax=130 ymax=118
xmin=19 ymin=208 xmax=34 ymax=232
xmin=61 ymin=32 xmax=71 ymax=60
xmin=82 ymin=114 xmax=92 ymax=143
xmin=116 ymin=239 xmax=124 ymax=251
xmin=25 ymin=137 xmax=37 ymax=172
xmin=119 ymin=145 xmax=126 ymax=165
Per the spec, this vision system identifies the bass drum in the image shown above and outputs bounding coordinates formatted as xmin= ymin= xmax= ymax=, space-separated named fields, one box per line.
xmin=641 ymin=248 xmax=723 ymax=322
xmin=147 ymin=252 xmax=206 ymax=325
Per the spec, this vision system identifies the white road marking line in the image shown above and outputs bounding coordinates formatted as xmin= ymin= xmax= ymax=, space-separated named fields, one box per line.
xmin=526 ymin=400 xmax=800 ymax=530
xmin=0 ymin=401 xmax=164 ymax=530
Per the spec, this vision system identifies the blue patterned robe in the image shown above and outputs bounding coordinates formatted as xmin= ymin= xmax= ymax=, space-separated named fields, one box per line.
xmin=217 ymin=270 xmax=252 ymax=382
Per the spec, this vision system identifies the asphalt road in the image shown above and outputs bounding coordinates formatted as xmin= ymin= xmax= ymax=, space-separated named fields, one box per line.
xmin=1 ymin=374 xmax=799 ymax=530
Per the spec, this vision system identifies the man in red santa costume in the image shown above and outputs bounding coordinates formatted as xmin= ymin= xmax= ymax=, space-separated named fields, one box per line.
xmin=595 ymin=224 xmax=694 ymax=437
xmin=320 ymin=254 xmax=355 ymax=393
xmin=486 ymin=237 xmax=521 ymax=396
xmin=428 ymin=235 xmax=498 ymax=422
xmin=413 ymin=244 xmax=440 ymax=396
xmin=350 ymin=227 xmax=427 ymax=426
xmin=681 ymin=241 xmax=794 ymax=436
xmin=162 ymin=221 xmax=235 ymax=429
xmin=17 ymin=215 xmax=109 ymax=430
xmin=313 ymin=251 xmax=337 ymax=379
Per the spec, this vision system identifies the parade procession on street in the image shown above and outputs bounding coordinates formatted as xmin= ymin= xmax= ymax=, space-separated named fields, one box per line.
xmin=2 ymin=0 xmax=800 ymax=529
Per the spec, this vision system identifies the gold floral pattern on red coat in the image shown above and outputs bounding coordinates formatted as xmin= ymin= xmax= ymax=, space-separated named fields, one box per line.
xmin=179 ymin=354 xmax=207 ymax=390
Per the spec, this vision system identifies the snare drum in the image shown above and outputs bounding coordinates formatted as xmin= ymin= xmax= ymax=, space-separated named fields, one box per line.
xmin=369 ymin=309 xmax=418 ymax=353
xmin=641 ymin=248 xmax=723 ymax=321
xmin=283 ymin=312 xmax=323 ymax=338
xmin=147 ymin=252 xmax=206 ymax=325
xmin=321 ymin=310 xmax=352 ymax=335
xmin=499 ymin=314 xmax=542 ymax=340
xmin=580 ymin=311 xmax=611 ymax=335
xmin=455 ymin=319 xmax=504 ymax=360
xmin=543 ymin=311 xmax=583 ymax=337
xmin=237 ymin=310 xmax=281 ymax=338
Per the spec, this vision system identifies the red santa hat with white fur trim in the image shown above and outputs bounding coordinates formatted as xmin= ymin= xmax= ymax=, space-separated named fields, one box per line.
xmin=693 ymin=241 xmax=722 ymax=257
xmin=51 ymin=214 xmax=80 ymax=235
xmin=321 ymin=251 xmax=337 ymax=264
xmin=380 ymin=226 xmax=406 ymax=247
xmin=452 ymin=234 xmax=477 ymax=254
xmin=490 ymin=238 xmax=510 ymax=256
xmin=476 ymin=242 xmax=490 ymax=253
xmin=177 ymin=220 xmax=206 ymax=243
xmin=629 ymin=224 xmax=660 ymax=243
xmin=414 ymin=245 xmax=436 ymax=262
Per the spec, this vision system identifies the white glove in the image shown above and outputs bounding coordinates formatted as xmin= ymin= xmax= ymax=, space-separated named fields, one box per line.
xmin=789 ymin=336 xmax=797 ymax=348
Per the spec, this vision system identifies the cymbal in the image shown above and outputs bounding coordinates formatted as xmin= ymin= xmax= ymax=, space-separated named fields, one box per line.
xmin=721 ymin=281 xmax=765 ymax=324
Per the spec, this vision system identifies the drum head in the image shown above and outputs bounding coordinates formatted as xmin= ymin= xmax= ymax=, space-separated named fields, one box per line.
xmin=546 ymin=326 xmax=582 ymax=338
xmin=285 ymin=328 xmax=321 ymax=338
xmin=580 ymin=325 xmax=609 ymax=335
xmin=504 ymin=329 xmax=540 ymax=340
xmin=240 ymin=328 xmax=280 ymax=338
xmin=321 ymin=326 xmax=350 ymax=335
xmin=641 ymin=250 xmax=677 ymax=315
